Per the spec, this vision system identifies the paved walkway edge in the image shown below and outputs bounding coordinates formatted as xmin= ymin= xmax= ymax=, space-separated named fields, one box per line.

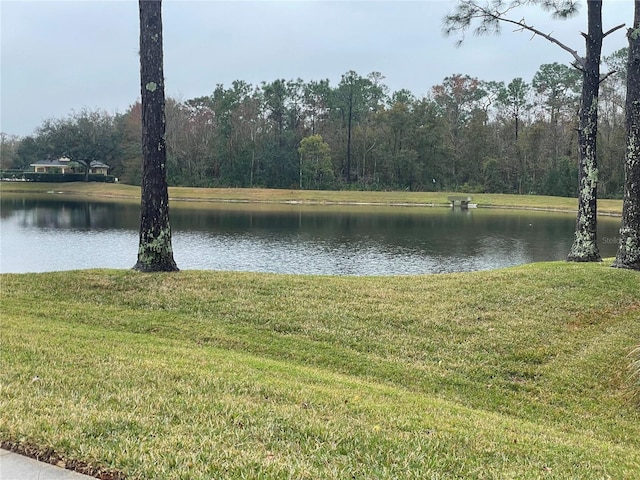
xmin=0 ymin=448 xmax=96 ymax=479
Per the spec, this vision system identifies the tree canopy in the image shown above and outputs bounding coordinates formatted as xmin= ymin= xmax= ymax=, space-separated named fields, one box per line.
xmin=4 ymin=60 xmax=628 ymax=198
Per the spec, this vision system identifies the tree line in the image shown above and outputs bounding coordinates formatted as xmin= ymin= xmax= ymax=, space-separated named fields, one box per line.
xmin=0 ymin=52 xmax=627 ymax=198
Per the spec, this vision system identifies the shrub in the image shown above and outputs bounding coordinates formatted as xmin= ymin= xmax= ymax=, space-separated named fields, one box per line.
xmin=4 ymin=173 xmax=116 ymax=183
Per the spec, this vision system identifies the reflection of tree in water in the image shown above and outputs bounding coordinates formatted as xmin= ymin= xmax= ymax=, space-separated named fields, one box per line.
xmin=170 ymin=207 xmax=591 ymax=259
xmin=1 ymin=198 xmax=139 ymax=230
xmin=1 ymin=198 xmax=623 ymax=273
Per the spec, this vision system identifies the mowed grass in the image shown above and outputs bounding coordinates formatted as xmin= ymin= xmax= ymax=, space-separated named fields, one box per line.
xmin=0 ymin=182 xmax=623 ymax=215
xmin=1 ymin=262 xmax=639 ymax=479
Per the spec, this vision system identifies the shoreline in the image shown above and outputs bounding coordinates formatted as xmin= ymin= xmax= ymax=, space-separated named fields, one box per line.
xmin=0 ymin=182 xmax=624 ymax=217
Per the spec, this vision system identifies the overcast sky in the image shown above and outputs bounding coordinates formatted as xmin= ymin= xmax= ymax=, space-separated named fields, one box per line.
xmin=0 ymin=0 xmax=632 ymax=137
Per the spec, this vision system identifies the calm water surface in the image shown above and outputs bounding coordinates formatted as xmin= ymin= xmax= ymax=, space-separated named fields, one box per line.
xmin=0 ymin=195 xmax=622 ymax=275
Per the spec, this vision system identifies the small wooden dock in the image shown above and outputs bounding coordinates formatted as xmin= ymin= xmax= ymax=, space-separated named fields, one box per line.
xmin=447 ymin=196 xmax=473 ymax=209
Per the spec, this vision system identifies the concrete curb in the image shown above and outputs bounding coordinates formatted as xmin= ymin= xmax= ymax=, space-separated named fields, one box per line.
xmin=0 ymin=448 xmax=96 ymax=479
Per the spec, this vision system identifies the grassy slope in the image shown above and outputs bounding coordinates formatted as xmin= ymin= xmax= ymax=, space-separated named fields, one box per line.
xmin=1 ymin=262 xmax=639 ymax=479
xmin=0 ymin=182 xmax=624 ymax=215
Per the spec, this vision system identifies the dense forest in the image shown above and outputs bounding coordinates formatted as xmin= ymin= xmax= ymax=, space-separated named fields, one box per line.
xmin=0 ymin=49 xmax=628 ymax=198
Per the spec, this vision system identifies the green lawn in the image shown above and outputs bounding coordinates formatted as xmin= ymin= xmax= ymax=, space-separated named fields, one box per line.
xmin=1 ymin=262 xmax=639 ymax=479
xmin=0 ymin=182 xmax=624 ymax=215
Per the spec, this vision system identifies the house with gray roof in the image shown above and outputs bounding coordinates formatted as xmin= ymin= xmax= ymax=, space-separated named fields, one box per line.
xmin=31 ymin=157 xmax=110 ymax=175
xmin=31 ymin=156 xmax=74 ymax=174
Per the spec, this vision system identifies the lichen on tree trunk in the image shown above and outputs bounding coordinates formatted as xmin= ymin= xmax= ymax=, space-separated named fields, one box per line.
xmin=613 ymin=10 xmax=640 ymax=271
xmin=567 ymin=99 xmax=601 ymax=262
xmin=133 ymin=0 xmax=178 ymax=273
xmin=567 ymin=0 xmax=602 ymax=263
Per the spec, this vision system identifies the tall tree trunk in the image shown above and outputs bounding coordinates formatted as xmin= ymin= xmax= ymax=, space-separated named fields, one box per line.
xmin=613 ymin=1 xmax=640 ymax=270
xmin=133 ymin=0 xmax=178 ymax=272
xmin=567 ymin=0 xmax=603 ymax=262
xmin=346 ymin=92 xmax=353 ymax=184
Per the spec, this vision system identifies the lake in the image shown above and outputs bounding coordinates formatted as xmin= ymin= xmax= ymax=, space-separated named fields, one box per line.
xmin=0 ymin=194 xmax=623 ymax=275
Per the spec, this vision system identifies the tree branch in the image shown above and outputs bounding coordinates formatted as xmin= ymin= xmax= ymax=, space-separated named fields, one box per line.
xmin=603 ymin=23 xmax=626 ymax=38
xmin=599 ymin=70 xmax=617 ymax=84
xmin=444 ymin=1 xmax=585 ymax=67
xmin=498 ymin=14 xmax=585 ymax=67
